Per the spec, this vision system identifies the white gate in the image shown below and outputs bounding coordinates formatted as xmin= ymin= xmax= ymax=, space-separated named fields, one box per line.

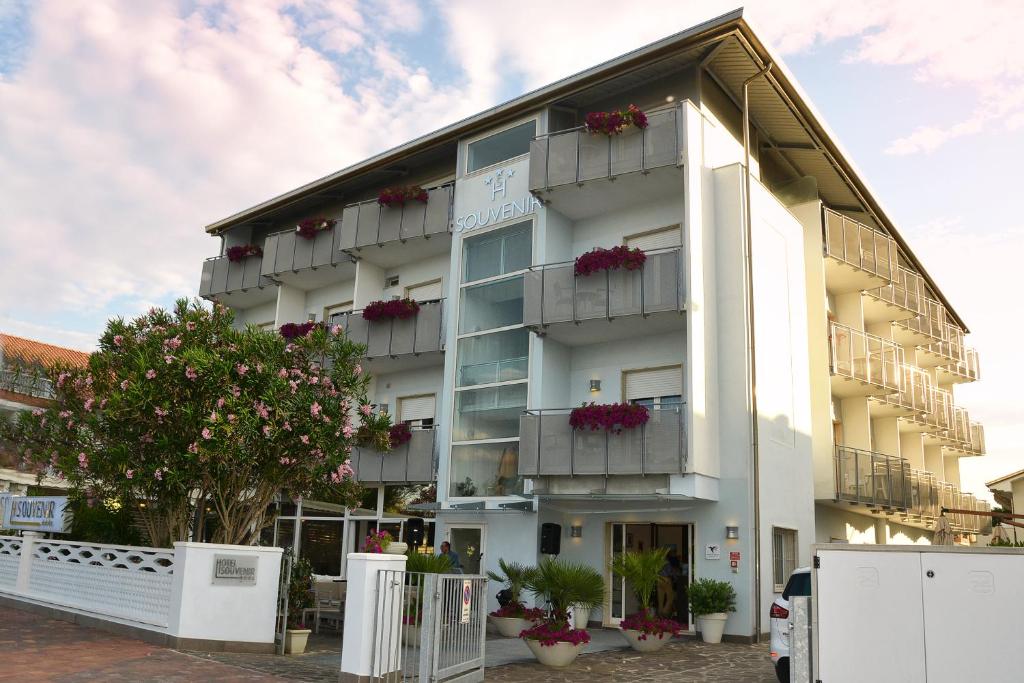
xmin=370 ymin=570 xmax=487 ymax=683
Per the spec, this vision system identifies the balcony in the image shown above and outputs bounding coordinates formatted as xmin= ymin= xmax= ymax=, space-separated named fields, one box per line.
xmin=891 ymin=298 xmax=947 ymax=347
xmin=917 ymin=322 xmax=964 ymax=368
xmin=338 ymin=183 xmax=454 ymax=267
xmin=869 ymin=364 xmax=933 ymax=418
xmin=833 ymin=446 xmax=911 ymax=510
xmin=522 ymin=248 xmax=685 ymax=344
xmin=935 ymin=346 xmax=980 ymax=385
xmin=198 ymin=253 xmax=277 ymax=308
xmin=828 ymin=323 xmax=901 ymax=397
xmin=350 ymin=428 xmax=435 ymax=484
xmin=528 ymin=106 xmax=683 ymax=220
xmin=906 ymin=469 xmax=940 ymax=520
xmin=330 ymin=300 xmax=444 ymax=371
xmin=916 ymin=386 xmax=954 ymax=433
xmin=862 ymin=266 xmax=925 ymax=323
xmin=0 ymin=367 xmax=54 ymax=400
xmin=822 ymin=209 xmax=898 ymax=293
xmin=518 ymin=406 xmax=686 ymax=481
xmin=260 ymin=224 xmax=356 ymax=289
xmin=966 ymin=421 xmax=986 ymax=456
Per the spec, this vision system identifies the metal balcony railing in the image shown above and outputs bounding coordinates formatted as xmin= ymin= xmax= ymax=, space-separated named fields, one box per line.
xmin=894 ymin=297 xmax=947 ymax=342
xmin=833 ymin=446 xmax=911 ymax=509
xmin=350 ymin=428 xmax=436 ymax=484
xmin=907 ymin=469 xmax=940 ymax=519
xmin=822 ymin=208 xmax=898 ymax=283
xmin=947 ymin=405 xmax=971 ymax=449
xmin=876 ymin=364 xmax=933 ymax=415
xmin=528 ymin=105 xmax=682 ymax=191
xmin=518 ymin=406 xmax=686 ymax=477
xmin=0 ymin=367 xmax=55 ymax=399
xmin=921 ymin=386 xmax=954 ymax=431
xmin=968 ymin=421 xmax=986 ymax=455
xmin=199 ymin=251 xmax=271 ymax=298
xmin=522 ymin=248 xmax=684 ymax=328
xmin=941 ymin=346 xmax=980 ymax=382
xmin=864 ymin=266 xmax=926 ymax=316
xmin=330 ymin=300 xmax=445 ymax=359
xmin=829 ymin=322 xmax=901 ymax=392
xmin=261 ymin=224 xmax=351 ymax=278
xmin=339 ymin=183 xmax=454 ymax=250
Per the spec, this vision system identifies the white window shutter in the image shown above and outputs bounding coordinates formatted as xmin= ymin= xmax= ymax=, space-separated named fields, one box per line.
xmin=398 ymin=395 xmax=436 ymax=422
xmin=625 ymin=226 xmax=681 ymax=251
xmin=406 ymin=279 xmax=444 ymax=302
xmin=624 ymin=367 xmax=682 ymax=401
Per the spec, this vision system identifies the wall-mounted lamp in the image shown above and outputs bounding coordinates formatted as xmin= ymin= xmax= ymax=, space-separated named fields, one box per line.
xmin=570 ymin=526 xmax=583 ymax=538
xmin=589 ymin=379 xmax=601 ymax=393
xmin=726 ymin=526 xmax=739 ymax=540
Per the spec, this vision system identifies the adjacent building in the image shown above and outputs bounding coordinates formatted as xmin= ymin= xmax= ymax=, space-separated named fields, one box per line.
xmin=199 ymin=10 xmax=990 ymax=639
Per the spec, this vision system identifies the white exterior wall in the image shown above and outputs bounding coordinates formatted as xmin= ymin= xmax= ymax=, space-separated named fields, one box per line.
xmin=234 ymin=300 xmax=277 ymax=328
xmin=304 ymin=279 xmax=355 ymax=321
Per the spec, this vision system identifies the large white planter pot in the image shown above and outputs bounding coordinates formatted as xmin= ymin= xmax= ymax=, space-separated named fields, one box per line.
xmin=385 ymin=542 xmax=408 ymax=555
xmin=489 ymin=615 xmax=534 ymax=638
xmin=697 ymin=613 xmax=728 ymax=644
xmin=285 ymin=628 xmax=311 ymax=654
xmin=621 ymin=628 xmax=671 ymax=653
xmin=403 ymin=623 xmax=421 ymax=646
xmin=524 ymin=639 xmax=585 ymax=668
xmin=572 ymin=607 xmax=590 ymax=629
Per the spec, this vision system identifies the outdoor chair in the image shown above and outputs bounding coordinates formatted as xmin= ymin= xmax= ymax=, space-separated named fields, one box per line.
xmin=303 ymin=581 xmax=346 ymax=634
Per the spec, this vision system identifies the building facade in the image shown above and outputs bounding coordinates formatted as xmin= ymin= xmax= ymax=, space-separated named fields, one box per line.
xmin=198 ymin=11 xmax=989 ymax=639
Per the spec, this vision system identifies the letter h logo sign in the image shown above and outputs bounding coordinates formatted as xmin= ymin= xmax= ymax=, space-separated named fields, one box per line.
xmin=484 ymin=168 xmax=514 ymax=202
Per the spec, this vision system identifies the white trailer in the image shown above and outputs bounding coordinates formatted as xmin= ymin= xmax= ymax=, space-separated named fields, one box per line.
xmin=791 ymin=544 xmax=1024 ymax=683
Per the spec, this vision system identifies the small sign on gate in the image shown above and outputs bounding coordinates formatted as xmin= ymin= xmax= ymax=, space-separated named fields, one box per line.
xmin=460 ymin=579 xmax=472 ymax=624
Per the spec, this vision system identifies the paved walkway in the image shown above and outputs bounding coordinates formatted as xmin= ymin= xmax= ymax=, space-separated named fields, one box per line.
xmin=0 ymin=605 xmax=776 ymax=682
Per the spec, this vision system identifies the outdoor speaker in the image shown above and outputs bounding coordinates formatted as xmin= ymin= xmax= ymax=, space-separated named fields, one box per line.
xmin=407 ymin=518 xmax=425 ymax=545
xmin=540 ymin=523 xmax=561 ymax=555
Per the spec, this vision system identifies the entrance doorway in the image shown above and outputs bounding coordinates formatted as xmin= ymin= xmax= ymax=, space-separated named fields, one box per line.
xmin=444 ymin=525 xmax=485 ymax=575
xmin=607 ymin=522 xmax=693 ymax=629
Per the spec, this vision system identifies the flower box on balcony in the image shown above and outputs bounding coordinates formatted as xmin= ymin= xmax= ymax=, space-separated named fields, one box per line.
xmin=362 ymin=298 xmax=420 ymax=322
xmin=225 ymin=244 xmax=263 ymax=262
xmin=389 ymin=422 xmax=412 ymax=449
xmin=569 ymin=402 xmax=649 ymax=434
xmin=377 ymin=185 xmax=429 ymax=208
xmin=295 ymin=217 xmax=336 ymax=240
xmin=279 ymin=321 xmax=319 ymax=339
xmin=584 ymin=104 xmax=648 ymax=136
xmin=574 ymin=246 xmax=646 ymax=277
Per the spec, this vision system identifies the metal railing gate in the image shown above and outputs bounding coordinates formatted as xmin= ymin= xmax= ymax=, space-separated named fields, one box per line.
xmin=370 ymin=570 xmax=487 ymax=682
xmin=275 ymin=549 xmax=294 ymax=655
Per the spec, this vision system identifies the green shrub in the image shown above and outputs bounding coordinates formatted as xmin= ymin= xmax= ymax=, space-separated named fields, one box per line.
xmin=688 ymin=578 xmax=736 ymax=616
xmin=287 ymin=556 xmax=315 ymax=629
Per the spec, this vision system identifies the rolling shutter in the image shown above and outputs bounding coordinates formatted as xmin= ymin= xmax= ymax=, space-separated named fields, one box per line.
xmin=398 ymin=395 xmax=436 ymax=423
xmin=624 ymin=366 xmax=682 ymax=401
xmin=625 ymin=226 xmax=681 ymax=251
xmin=406 ymin=279 xmax=443 ymax=302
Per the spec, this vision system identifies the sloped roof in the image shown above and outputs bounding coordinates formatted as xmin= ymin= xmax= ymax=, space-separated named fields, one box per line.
xmin=0 ymin=333 xmax=90 ymax=369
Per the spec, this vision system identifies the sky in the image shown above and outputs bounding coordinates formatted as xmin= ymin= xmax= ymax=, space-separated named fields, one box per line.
xmin=0 ymin=0 xmax=1021 ymax=500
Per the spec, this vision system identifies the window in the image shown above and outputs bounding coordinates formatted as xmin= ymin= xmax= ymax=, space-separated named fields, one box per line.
xmin=449 ymin=442 xmax=523 ymax=497
xmin=781 ymin=570 xmax=811 ymax=600
xmin=462 ymin=221 xmax=531 ymax=283
xmin=324 ymin=301 xmax=353 ymax=324
xmin=772 ymin=527 xmax=799 ymax=592
xmin=466 ymin=121 xmax=536 ymax=174
xmin=453 ymin=384 xmax=527 ymax=441
xmin=455 ymin=329 xmax=529 ymax=387
xmin=624 ymin=366 xmax=683 ymax=409
xmin=459 ymin=277 xmax=524 ymax=334
xmin=398 ymin=394 xmax=435 ymax=430
xmin=625 ymin=225 xmax=681 ymax=251
xmin=405 ymin=279 xmax=443 ymax=302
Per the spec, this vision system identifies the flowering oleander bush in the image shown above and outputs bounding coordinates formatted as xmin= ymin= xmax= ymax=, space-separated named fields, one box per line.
xmin=362 ymin=298 xmax=420 ymax=322
xmin=569 ymin=402 xmax=649 ymax=433
xmin=388 ymin=422 xmax=412 ymax=449
xmin=490 ymin=602 xmax=546 ymax=620
xmin=279 ymin=321 xmax=320 ymax=340
xmin=519 ymin=619 xmax=591 ymax=647
xmin=573 ymin=246 xmax=646 ymax=277
xmin=225 ymin=244 xmax=263 ymax=262
xmin=295 ymin=216 xmax=336 ymax=239
xmin=378 ymin=185 xmax=429 ymax=207
xmin=584 ymin=104 xmax=648 ymax=136
xmin=363 ymin=529 xmax=392 ymax=553
xmin=619 ymin=612 xmax=683 ymax=640
xmin=0 ymin=298 xmax=388 ymax=547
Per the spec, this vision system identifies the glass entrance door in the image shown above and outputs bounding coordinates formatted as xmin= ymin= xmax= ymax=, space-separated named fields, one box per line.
xmin=446 ymin=525 xmax=485 ymax=575
xmin=607 ymin=522 xmax=693 ymax=629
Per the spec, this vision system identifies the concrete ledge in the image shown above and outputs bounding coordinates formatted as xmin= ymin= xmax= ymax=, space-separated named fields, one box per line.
xmin=0 ymin=595 xmax=275 ymax=653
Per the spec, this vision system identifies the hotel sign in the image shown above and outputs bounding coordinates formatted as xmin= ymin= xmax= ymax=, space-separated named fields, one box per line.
xmin=1 ymin=495 xmax=70 ymax=533
xmin=212 ymin=554 xmax=258 ymax=586
xmin=454 ymin=166 xmax=541 ymax=233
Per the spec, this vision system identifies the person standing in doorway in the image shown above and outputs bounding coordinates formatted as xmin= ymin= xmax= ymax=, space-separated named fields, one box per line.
xmin=439 ymin=541 xmax=463 ymax=574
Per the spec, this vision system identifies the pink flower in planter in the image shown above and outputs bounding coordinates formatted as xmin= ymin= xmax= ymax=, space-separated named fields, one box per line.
xmin=569 ymin=402 xmax=649 ymax=434
xmin=362 ymin=298 xmax=420 ymax=321
xmin=573 ymin=246 xmax=646 ymax=277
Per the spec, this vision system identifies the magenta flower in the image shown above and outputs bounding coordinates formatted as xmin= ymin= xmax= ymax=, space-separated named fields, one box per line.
xmin=574 ymin=246 xmax=646 ymax=277
xmin=145 ymin=369 xmax=156 ymax=379
xmin=187 ymin=442 xmax=198 ymax=454
xmin=78 ymin=452 xmax=88 ymax=468
xmin=126 ymin=469 xmax=134 ymax=479
xmin=154 ymin=469 xmax=163 ymax=481
xmin=362 ymin=298 xmax=419 ymax=322
xmin=343 ymin=424 xmax=354 ymax=438
xmin=569 ymin=402 xmax=649 ymax=434
xmin=331 ymin=324 xmax=342 ymax=335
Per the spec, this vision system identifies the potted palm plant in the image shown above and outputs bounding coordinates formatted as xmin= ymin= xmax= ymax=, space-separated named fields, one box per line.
xmin=610 ymin=548 xmax=682 ymax=652
xmin=285 ymin=556 xmax=314 ymax=654
xmin=688 ymin=578 xmax=737 ymax=644
xmin=487 ymin=559 xmax=543 ymax=637
xmin=520 ymin=558 xmax=605 ymax=667
xmin=402 ymin=551 xmax=452 ymax=645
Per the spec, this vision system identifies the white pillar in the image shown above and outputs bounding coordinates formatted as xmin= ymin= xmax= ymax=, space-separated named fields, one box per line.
xmin=341 ymin=552 xmax=408 ymax=681
xmin=15 ymin=531 xmax=40 ymax=592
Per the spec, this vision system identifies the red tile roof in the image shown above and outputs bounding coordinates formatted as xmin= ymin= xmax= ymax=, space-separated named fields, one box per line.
xmin=0 ymin=333 xmax=90 ymax=369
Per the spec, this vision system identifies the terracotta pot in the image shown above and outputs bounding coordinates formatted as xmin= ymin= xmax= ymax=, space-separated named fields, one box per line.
xmin=621 ymin=628 xmax=671 ymax=652
xmin=489 ymin=615 xmax=534 ymax=638
xmin=285 ymin=628 xmax=311 ymax=654
xmin=697 ymin=613 xmax=728 ymax=644
xmin=524 ymin=639 xmax=585 ymax=667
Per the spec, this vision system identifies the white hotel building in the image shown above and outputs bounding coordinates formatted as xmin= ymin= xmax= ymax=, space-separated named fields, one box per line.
xmin=198 ymin=11 xmax=990 ymax=639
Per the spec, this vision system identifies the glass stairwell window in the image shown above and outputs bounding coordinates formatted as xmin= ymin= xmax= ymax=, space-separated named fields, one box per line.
xmin=450 ymin=221 xmax=533 ymax=498
xmin=466 ymin=121 xmax=536 ymax=174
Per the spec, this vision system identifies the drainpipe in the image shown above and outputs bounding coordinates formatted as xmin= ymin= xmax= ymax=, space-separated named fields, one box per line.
xmin=741 ymin=61 xmax=772 ymax=642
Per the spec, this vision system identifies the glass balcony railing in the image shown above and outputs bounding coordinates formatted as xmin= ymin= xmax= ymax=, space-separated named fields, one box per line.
xmin=822 ymin=209 xmax=898 ymax=288
xmin=833 ymin=446 xmax=911 ymax=509
xmin=0 ymin=367 xmax=54 ymax=399
xmin=522 ymin=248 xmax=684 ymax=329
xmin=829 ymin=322 xmax=901 ymax=395
xmin=920 ymin=386 xmax=954 ymax=432
xmin=864 ymin=265 xmax=926 ymax=318
xmin=893 ymin=298 xmax=947 ymax=343
xmin=967 ymin=421 xmax=986 ymax=455
xmin=350 ymin=428 xmax=436 ymax=484
xmin=907 ymin=469 xmax=940 ymax=519
xmin=938 ymin=346 xmax=980 ymax=383
xmin=874 ymin=364 xmax=933 ymax=415
xmin=339 ymin=183 xmax=454 ymax=250
xmin=528 ymin=106 xmax=682 ymax=191
xmin=330 ymin=300 xmax=444 ymax=359
xmin=518 ymin=406 xmax=686 ymax=477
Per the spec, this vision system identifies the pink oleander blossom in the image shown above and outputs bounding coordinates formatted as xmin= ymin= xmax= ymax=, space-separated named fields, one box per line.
xmin=126 ymin=469 xmax=134 ymax=479
xmin=186 ymin=321 xmax=196 ymax=331
xmin=121 ymin=379 xmax=129 ymax=390
xmin=236 ymin=363 xmax=248 ymax=376
xmin=185 ymin=367 xmax=198 ymax=380
xmin=310 ymin=402 xmax=322 ymax=417
xmin=360 ymin=404 xmax=373 ymax=416
xmin=300 ymin=434 xmax=310 ymax=444
xmin=353 ymin=364 xmax=363 ymax=376
xmin=146 ymin=369 xmax=156 ymax=379
xmin=113 ymin=335 xmax=124 ymax=347
xmin=202 ymin=428 xmax=213 ymax=440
